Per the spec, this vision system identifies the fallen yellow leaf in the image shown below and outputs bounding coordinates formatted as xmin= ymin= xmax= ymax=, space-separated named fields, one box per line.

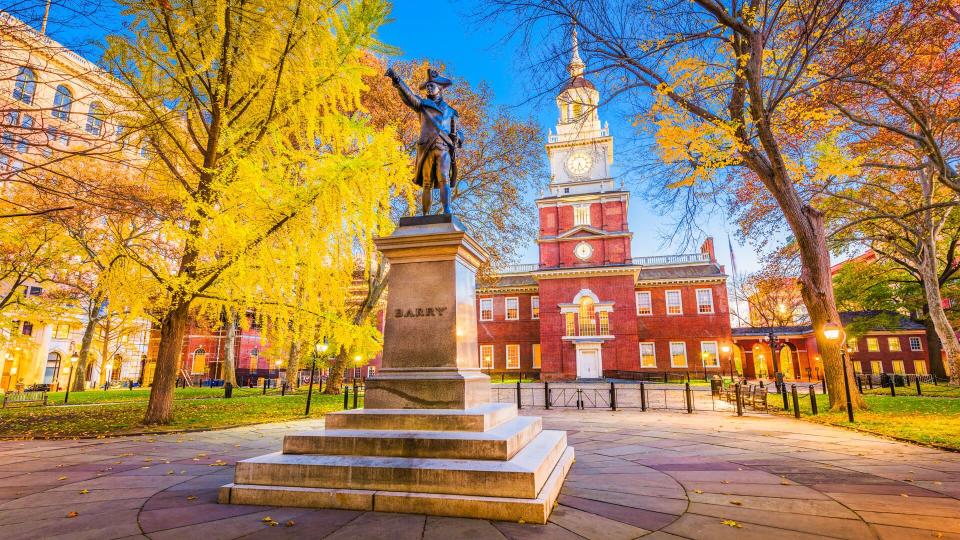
xmin=721 ymin=519 xmax=742 ymax=528
xmin=79 ymin=489 xmax=89 ymax=495
xmin=66 ymin=511 xmax=78 ymax=518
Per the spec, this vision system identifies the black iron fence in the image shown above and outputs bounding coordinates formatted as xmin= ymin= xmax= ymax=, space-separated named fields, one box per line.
xmin=490 ymin=381 xmax=746 ymax=413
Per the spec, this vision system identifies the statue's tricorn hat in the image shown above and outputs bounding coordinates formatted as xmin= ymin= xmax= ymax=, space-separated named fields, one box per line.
xmin=419 ymin=69 xmax=452 ymax=89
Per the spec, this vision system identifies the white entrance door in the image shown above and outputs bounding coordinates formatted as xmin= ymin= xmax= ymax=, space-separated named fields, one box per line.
xmin=577 ymin=347 xmax=602 ymax=379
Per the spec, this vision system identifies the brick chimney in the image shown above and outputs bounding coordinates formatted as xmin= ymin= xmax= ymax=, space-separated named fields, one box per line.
xmin=700 ymin=237 xmax=716 ymax=261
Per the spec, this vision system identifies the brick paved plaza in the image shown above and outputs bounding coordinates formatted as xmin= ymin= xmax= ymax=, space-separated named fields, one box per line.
xmin=0 ymin=410 xmax=959 ymax=539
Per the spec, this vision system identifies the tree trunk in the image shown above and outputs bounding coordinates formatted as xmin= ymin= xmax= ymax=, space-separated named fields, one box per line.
xmin=287 ymin=339 xmax=300 ymax=391
xmin=72 ymin=315 xmax=98 ymax=392
xmin=322 ymin=349 xmax=347 ymax=395
xmin=922 ymin=309 xmax=948 ymax=379
xmin=222 ymin=307 xmax=238 ymax=386
xmin=97 ymin=317 xmax=111 ymax=389
xmin=918 ymin=242 xmax=960 ymax=384
xmin=143 ymin=301 xmax=191 ymax=425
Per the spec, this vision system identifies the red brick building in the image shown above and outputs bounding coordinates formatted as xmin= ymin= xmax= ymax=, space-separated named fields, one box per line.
xmin=475 ymin=38 xmax=733 ymax=380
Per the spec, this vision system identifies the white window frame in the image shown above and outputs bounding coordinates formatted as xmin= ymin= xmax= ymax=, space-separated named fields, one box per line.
xmin=531 ymin=296 xmax=540 ymax=320
xmin=506 ymin=344 xmax=520 ymax=369
xmin=367 ymin=366 xmax=376 ymax=377
xmin=909 ymin=336 xmax=922 ymax=351
xmin=532 ymin=344 xmax=541 ymax=369
xmin=639 ymin=342 xmax=657 ymax=368
xmin=695 ymin=288 xmax=714 ymax=314
xmin=665 ymin=290 xmax=683 ymax=315
xmin=480 ymin=345 xmax=494 ymax=369
xmin=866 ymin=337 xmax=879 ymax=352
xmin=700 ymin=341 xmax=720 ymax=368
xmin=669 ymin=341 xmax=688 ymax=368
xmin=479 ymin=298 xmax=493 ymax=321
xmin=887 ymin=337 xmax=901 ymax=352
xmin=636 ymin=291 xmax=652 ymax=316
xmin=505 ymin=297 xmax=519 ymax=321
xmin=573 ymin=204 xmax=590 ymax=226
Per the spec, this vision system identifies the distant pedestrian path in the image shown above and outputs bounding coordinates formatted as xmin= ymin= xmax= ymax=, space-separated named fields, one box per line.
xmin=0 ymin=410 xmax=958 ymax=538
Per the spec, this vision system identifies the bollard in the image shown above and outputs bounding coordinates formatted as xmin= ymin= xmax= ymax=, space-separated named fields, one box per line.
xmin=610 ymin=382 xmax=617 ymax=411
xmin=781 ymin=383 xmax=789 ymax=411
xmin=915 ymin=376 xmax=922 ymax=396
xmin=856 ymin=375 xmax=863 ymax=393
xmin=576 ymin=388 xmax=583 ymax=410
xmin=791 ymin=385 xmax=800 ymax=419
xmin=735 ymin=383 xmax=743 ymax=417
xmin=516 ymin=381 xmax=522 ymax=409
xmin=809 ymin=385 xmax=817 ymax=415
xmin=282 ymin=382 xmax=287 ymax=396
xmin=262 ymin=378 xmax=268 ymax=395
xmin=544 ymin=382 xmax=550 ymax=410
xmin=685 ymin=382 xmax=693 ymax=414
xmin=821 ymin=377 xmax=827 ymax=395
xmin=868 ymin=376 xmax=874 ymax=389
xmin=640 ymin=381 xmax=647 ymax=411
xmin=353 ymin=383 xmax=359 ymax=409
xmin=890 ymin=378 xmax=896 ymax=397
xmin=343 ymin=386 xmax=349 ymax=409
xmin=129 ymin=381 xmax=133 ymax=391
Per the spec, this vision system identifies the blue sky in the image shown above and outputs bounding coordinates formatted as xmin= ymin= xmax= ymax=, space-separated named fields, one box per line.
xmin=36 ymin=0 xmax=761 ymax=276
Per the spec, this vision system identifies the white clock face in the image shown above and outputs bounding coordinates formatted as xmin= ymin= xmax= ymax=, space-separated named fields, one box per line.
xmin=574 ymin=241 xmax=593 ymax=261
xmin=565 ymin=152 xmax=594 ymax=177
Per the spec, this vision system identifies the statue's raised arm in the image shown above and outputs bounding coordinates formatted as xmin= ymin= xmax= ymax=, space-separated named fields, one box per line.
xmin=383 ymin=66 xmax=461 ymax=216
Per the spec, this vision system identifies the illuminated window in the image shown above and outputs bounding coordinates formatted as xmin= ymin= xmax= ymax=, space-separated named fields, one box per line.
xmin=888 ymin=337 xmax=901 ymax=352
xmin=531 ymin=296 xmax=539 ymax=319
xmin=52 ymin=85 xmax=72 ymax=120
xmin=909 ymin=336 xmax=922 ymax=351
xmin=892 ymin=360 xmax=905 ymax=375
xmin=640 ymin=343 xmax=657 ymax=368
xmin=12 ymin=67 xmax=35 ymax=104
xmin=574 ymin=205 xmax=590 ymax=226
xmin=914 ymin=360 xmax=927 ymax=375
xmin=479 ymin=298 xmax=493 ymax=321
xmin=53 ymin=324 xmax=70 ymax=339
xmin=532 ymin=344 xmax=541 ymax=369
xmin=636 ymin=291 xmax=652 ymax=315
xmin=565 ymin=313 xmax=575 ymax=336
xmin=847 ymin=338 xmax=858 ymax=352
xmin=696 ymin=289 xmax=714 ymax=314
xmin=598 ymin=311 xmax=609 ymax=335
xmin=506 ymin=344 xmax=520 ymax=369
xmin=866 ymin=337 xmax=879 ymax=352
xmin=700 ymin=341 xmax=719 ymax=368
xmin=191 ymin=347 xmax=206 ymax=374
xmin=505 ymin=297 xmax=519 ymax=320
xmin=578 ymin=297 xmax=596 ymax=336
xmin=480 ymin=345 xmax=494 ymax=369
xmin=665 ymin=290 xmax=682 ymax=315
xmin=870 ymin=360 xmax=882 ymax=374
xmin=854 ymin=362 xmax=863 ymax=374
xmin=669 ymin=342 xmax=688 ymax=368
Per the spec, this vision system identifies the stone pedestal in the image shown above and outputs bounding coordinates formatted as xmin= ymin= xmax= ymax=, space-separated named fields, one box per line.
xmin=220 ymin=215 xmax=573 ymax=523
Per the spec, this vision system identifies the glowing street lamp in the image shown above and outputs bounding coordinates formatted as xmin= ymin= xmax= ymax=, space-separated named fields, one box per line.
xmin=305 ymin=339 xmax=328 ymax=415
xmin=65 ymin=352 xmax=79 ymax=404
xmin=822 ymin=322 xmax=854 ymax=422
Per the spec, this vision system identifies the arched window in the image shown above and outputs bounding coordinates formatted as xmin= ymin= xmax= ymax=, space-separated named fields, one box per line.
xmin=191 ymin=347 xmax=206 ymax=374
xmin=12 ymin=67 xmax=35 ymax=104
xmin=43 ymin=352 xmax=61 ymax=384
xmin=85 ymin=102 xmax=104 ymax=135
xmin=578 ymin=297 xmax=596 ymax=336
xmin=52 ymin=85 xmax=72 ymax=120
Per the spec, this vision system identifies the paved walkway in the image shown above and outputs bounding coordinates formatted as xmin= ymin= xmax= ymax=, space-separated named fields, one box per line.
xmin=0 ymin=410 xmax=959 ymax=539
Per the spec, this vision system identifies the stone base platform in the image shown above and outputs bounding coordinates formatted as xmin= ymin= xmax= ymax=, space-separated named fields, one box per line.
xmin=219 ymin=404 xmax=574 ymax=523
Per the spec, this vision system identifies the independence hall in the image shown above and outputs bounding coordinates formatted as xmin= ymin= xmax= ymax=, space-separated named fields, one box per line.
xmin=475 ymin=36 xmax=733 ymax=381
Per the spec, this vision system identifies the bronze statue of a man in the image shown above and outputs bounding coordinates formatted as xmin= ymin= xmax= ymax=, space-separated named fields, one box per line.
xmin=385 ymin=66 xmax=463 ymax=215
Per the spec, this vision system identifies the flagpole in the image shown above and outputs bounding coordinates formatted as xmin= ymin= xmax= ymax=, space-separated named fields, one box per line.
xmin=40 ymin=0 xmax=52 ymax=34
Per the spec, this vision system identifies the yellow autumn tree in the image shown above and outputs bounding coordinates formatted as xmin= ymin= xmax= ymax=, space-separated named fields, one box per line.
xmin=99 ymin=0 xmax=408 ymax=424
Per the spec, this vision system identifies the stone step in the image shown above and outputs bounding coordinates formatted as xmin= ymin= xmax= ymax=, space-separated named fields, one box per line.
xmin=283 ymin=415 xmax=542 ymax=460
xmin=219 ymin=446 xmax=575 ymax=524
xmin=324 ymin=402 xmax=516 ymax=432
xmin=234 ymin=429 xmax=568 ymax=499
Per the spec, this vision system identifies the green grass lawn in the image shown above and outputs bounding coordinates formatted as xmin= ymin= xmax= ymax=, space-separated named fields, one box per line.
xmin=0 ymin=392 xmax=355 ymax=439
xmin=41 ymin=385 xmax=296 ymax=405
xmin=860 ymin=382 xmax=960 ymax=398
xmin=769 ymin=391 xmax=960 ymax=451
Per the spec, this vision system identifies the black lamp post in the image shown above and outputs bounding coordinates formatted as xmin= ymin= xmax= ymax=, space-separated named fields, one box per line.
xmin=305 ymin=340 xmax=328 ymax=415
xmin=823 ymin=322 xmax=854 ymax=423
xmin=64 ymin=352 xmax=78 ymax=404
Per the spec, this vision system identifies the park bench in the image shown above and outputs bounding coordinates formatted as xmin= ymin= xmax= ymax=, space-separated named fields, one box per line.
xmin=2 ymin=391 xmax=47 ymax=408
xmin=749 ymin=386 xmax=768 ymax=411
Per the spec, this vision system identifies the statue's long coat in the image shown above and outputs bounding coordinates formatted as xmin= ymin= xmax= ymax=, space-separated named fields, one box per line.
xmin=390 ymin=78 xmax=460 ymax=187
